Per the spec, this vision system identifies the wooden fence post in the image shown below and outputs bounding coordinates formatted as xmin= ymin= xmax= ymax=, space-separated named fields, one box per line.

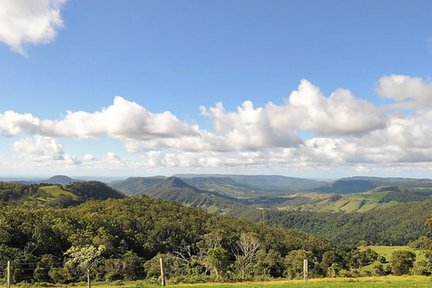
xmin=303 ymin=259 xmax=308 ymax=284
xmin=87 ymin=267 xmax=91 ymax=288
xmin=6 ymin=261 xmax=11 ymax=288
xmin=160 ymin=257 xmax=166 ymax=286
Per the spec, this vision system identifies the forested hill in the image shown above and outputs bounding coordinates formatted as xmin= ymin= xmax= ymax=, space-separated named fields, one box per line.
xmin=253 ymin=199 xmax=432 ymax=245
xmin=0 ymin=181 xmax=124 ymax=207
xmin=0 ymin=195 xmax=333 ymax=283
xmin=314 ymin=176 xmax=432 ymax=194
xmin=111 ymin=176 xmax=246 ymax=212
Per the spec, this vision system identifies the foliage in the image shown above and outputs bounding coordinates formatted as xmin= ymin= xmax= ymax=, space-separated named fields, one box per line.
xmin=390 ymin=250 xmax=416 ymax=275
xmin=261 ymin=199 xmax=432 ymax=245
xmin=0 ymin=192 xmax=332 ymax=283
xmin=1 ymin=179 xmax=431 ymax=285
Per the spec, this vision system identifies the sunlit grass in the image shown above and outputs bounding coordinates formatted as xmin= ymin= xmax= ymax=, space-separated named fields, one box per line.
xmin=26 ymin=276 xmax=431 ymax=288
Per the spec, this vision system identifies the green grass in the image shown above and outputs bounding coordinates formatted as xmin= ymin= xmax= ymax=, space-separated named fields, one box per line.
xmin=18 ymin=185 xmax=78 ymax=207
xmin=278 ymin=191 xmax=409 ymax=213
xmin=363 ymin=245 xmax=426 ymax=263
xmin=23 ymin=276 xmax=432 ymax=288
xmin=39 ymin=185 xmax=76 ymax=198
xmin=358 ymin=245 xmax=426 ymax=274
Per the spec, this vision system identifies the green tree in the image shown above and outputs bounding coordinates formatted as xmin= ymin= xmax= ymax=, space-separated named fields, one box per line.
xmin=206 ymin=247 xmax=230 ymax=280
xmin=390 ymin=250 xmax=416 ymax=275
xmin=65 ymin=245 xmax=106 ymax=287
xmin=33 ymin=254 xmax=58 ymax=282
xmin=233 ymin=232 xmax=260 ymax=279
xmin=285 ymin=249 xmax=313 ymax=279
xmin=254 ymin=249 xmax=285 ymax=278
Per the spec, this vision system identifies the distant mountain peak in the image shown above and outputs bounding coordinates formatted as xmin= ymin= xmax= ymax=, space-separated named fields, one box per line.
xmin=44 ymin=175 xmax=76 ymax=185
xmin=163 ymin=177 xmax=193 ymax=189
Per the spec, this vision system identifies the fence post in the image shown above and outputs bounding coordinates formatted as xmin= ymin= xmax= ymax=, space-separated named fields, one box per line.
xmin=159 ymin=257 xmax=166 ymax=286
xmin=6 ymin=261 xmax=11 ymax=288
xmin=87 ymin=267 xmax=91 ymax=288
xmin=303 ymin=259 xmax=308 ymax=284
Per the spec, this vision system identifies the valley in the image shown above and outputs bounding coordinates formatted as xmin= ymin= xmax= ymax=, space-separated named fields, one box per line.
xmin=2 ymin=174 xmax=432 ymax=286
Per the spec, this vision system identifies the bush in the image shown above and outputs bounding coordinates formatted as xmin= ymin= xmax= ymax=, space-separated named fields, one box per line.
xmin=372 ymin=263 xmax=385 ymax=276
xmin=390 ymin=250 xmax=416 ymax=275
xmin=48 ymin=267 xmax=68 ymax=284
xmin=169 ymin=274 xmax=214 ymax=284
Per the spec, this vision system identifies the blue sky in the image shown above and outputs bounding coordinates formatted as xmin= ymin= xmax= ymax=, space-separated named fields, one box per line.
xmin=0 ymin=0 xmax=432 ymax=178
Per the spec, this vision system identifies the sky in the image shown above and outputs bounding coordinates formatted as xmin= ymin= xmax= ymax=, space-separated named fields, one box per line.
xmin=0 ymin=0 xmax=432 ymax=179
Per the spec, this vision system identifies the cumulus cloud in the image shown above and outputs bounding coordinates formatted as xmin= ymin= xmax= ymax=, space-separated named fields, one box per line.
xmin=377 ymin=75 xmax=432 ymax=108
xmin=13 ymin=136 xmax=65 ymax=161
xmin=5 ymin=77 xmax=432 ymax=173
xmin=0 ymin=0 xmax=66 ymax=55
xmin=193 ymin=79 xmax=385 ymax=157
xmin=284 ymin=80 xmax=386 ymax=135
xmin=106 ymin=152 xmax=120 ymax=161
xmin=0 ymin=96 xmax=198 ymax=139
xmin=83 ymin=154 xmax=96 ymax=161
xmin=13 ymin=136 xmax=82 ymax=165
xmin=64 ymin=154 xmax=81 ymax=165
xmin=201 ymin=101 xmax=302 ymax=150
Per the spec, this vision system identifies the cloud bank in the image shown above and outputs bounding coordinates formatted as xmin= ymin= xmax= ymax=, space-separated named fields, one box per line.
xmin=3 ymin=76 xmax=432 ymax=173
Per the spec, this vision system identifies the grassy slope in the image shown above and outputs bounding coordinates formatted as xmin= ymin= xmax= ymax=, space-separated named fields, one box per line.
xmin=39 ymin=185 xmax=76 ymax=198
xmin=22 ymin=185 xmax=77 ymax=207
xmin=359 ymin=246 xmax=426 ymax=273
xmin=365 ymin=246 xmax=426 ymax=262
xmin=277 ymin=191 xmax=401 ymax=213
xmin=24 ymin=276 xmax=432 ymax=288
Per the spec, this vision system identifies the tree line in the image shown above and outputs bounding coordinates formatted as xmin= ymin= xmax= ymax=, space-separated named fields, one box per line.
xmin=0 ymin=182 xmax=431 ymax=284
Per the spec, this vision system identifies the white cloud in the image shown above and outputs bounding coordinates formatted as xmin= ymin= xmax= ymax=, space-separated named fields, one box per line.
xmin=83 ymin=154 xmax=96 ymax=161
xmin=4 ymin=77 xmax=432 ymax=174
xmin=106 ymin=152 xmax=120 ymax=161
xmin=0 ymin=111 xmax=42 ymax=136
xmin=13 ymin=136 xmax=64 ymax=161
xmin=201 ymin=80 xmax=385 ymax=142
xmin=377 ymin=75 xmax=432 ymax=108
xmin=0 ymin=96 xmax=198 ymax=140
xmin=285 ymin=80 xmax=386 ymax=135
xmin=13 ymin=136 xmax=82 ymax=166
xmin=0 ymin=81 xmax=386 ymax=154
xmin=201 ymin=101 xmax=302 ymax=150
xmin=64 ymin=154 xmax=81 ymax=165
xmin=0 ymin=0 xmax=66 ymax=55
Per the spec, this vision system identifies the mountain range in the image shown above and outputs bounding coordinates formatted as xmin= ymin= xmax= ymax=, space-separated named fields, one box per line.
xmin=3 ymin=173 xmax=432 ymax=245
xmin=109 ymin=174 xmax=432 ymax=212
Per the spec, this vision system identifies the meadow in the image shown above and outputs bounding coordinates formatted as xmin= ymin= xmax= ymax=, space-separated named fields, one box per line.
xmin=12 ymin=276 xmax=431 ymax=288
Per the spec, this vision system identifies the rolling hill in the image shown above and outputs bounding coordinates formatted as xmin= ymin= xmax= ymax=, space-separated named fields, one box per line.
xmin=0 ymin=181 xmax=124 ymax=207
xmin=255 ymin=198 xmax=432 ymax=245
xmin=110 ymin=174 xmax=432 ymax=213
xmin=112 ymin=176 xmax=245 ymax=213
xmin=178 ymin=174 xmax=325 ymax=194
xmin=43 ymin=175 xmax=79 ymax=185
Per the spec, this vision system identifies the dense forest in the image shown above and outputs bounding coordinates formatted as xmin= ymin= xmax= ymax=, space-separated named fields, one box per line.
xmin=1 ymin=181 xmax=432 ymax=284
xmin=247 ymin=199 xmax=432 ymax=245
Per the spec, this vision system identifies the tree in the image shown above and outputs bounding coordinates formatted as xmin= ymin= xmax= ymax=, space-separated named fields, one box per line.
xmin=65 ymin=245 xmax=105 ymax=288
xmin=33 ymin=254 xmax=58 ymax=282
xmin=206 ymin=247 xmax=230 ymax=280
xmin=254 ymin=249 xmax=285 ymax=278
xmin=233 ymin=232 xmax=260 ymax=278
xmin=144 ymin=253 xmax=184 ymax=280
xmin=285 ymin=249 xmax=311 ymax=279
xmin=390 ymin=250 xmax=416 ymax=275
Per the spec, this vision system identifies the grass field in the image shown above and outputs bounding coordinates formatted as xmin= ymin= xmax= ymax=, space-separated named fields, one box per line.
xmin=358 ymin=245 xmax=426 ymax=274
xmin=364 ymin=245 xmax=426 ymax=262
xmin=14 ymin=276 xmax=431 ymax=288
xmin=277 ymin=191 xmax=401 ymax=213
